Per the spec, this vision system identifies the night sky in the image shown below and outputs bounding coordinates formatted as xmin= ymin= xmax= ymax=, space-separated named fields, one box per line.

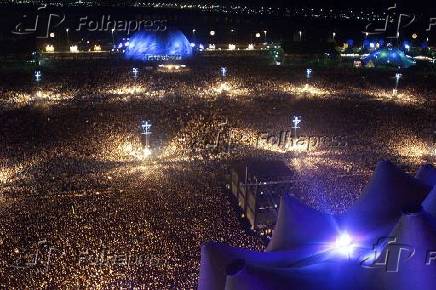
xmin=6 ymin=0 xmax=434 ymax=10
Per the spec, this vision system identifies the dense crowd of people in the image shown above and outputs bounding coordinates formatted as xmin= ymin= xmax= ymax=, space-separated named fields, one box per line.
xmin=0 ymin=57 xmax=435 ymax=288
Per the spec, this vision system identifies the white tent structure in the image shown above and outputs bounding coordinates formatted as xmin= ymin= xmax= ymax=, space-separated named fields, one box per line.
xmin=224 ymin=261 xmax=365 ymax=290
xmin=198 ymin=241 xmax=328 ymax=290
xmin=375 ymin=209 xmax=436 ymax=290
xmin=422 ymin=186 xmax=436 ymax=217
xmin=266 ymin=194 xmax=338 ymax=252
xmin=339 ymin=160 xmax=430 ymax=247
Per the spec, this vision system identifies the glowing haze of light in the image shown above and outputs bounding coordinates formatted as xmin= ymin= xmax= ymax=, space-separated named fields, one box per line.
xmin=124 ymin=30 xmax=192 ymax=61
xmin=332 ymin=232 xmax=356 ymax=258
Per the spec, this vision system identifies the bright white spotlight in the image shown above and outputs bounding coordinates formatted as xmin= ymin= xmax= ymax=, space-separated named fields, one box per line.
xmin=45 ymin=44 xmax=55 ymax=53
xmin=306 ymin=68 xmax=312 ymax=79
xmin=143 ymin=147 xmax=152 ymax=158
xmin=34 ymin=70 xmax=42 ymax=82
xmin=334 ymin=233 xmax=355 ymax=257
xmin=70 ymin=45 xmax=79 ymax=53
xmin=220 ymin=67 xmax=227 ymax=78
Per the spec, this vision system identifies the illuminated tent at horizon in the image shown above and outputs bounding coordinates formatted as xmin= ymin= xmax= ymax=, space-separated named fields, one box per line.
xmin=362 ymin=48 xmax=416 ymax=68
xmin=124 ymin=30 xmax=193 ymax=61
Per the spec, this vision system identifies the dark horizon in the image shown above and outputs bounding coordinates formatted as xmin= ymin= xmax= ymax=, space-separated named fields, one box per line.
xmin=0 ymin=0 xmax=434 ymax=10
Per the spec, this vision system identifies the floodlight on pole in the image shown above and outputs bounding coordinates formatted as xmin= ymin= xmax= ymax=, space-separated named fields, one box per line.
xmin=34 ymin=70 xmax=42 ymax=82
xmin=393 ymin=73 xmax=402 ymax=96
xmin=132 ymin=67 xmax=139 ymax=78
xmin=291 ymin=116 xmax=302 ymax=138
xmin=66 ymin=28 xmax=70 ymax=45
xmin=111 ymin=28 xmax=115 ymax=47
xmin=305 ymin=68 xmax=312 ymax=89
xmin=306 ymin=68 xmax=312 ymax=79
xmin=141 ymin=120 xmax=152 ymax=157
xmin=220 ymin=67 xmax=227 ymax=79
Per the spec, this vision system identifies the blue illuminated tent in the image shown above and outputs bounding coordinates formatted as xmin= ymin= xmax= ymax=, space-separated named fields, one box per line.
xmin=416 ymin=164 xmax=436 ymax=187
xmin=417 ymin=164 xmax=436 ymax=216
xmin=266 ymin=194 xmax=337 ymax=252
xmin=423 ymin=187 xmax=436 ymax=217
xmin=338 ymin=160 xmax=430 ymax=247
xmin=375 ymin=210 xmax=436 ymax=290
xmin=224 ymin=260 xmax=366 ymax=290
xmin=198 ymin=161 xmax=434 ymax=290
xmin=362 ymin=48 xmax=416 ymax=68
xmin=198 ymin=241 xmax=324 ymax=290
xmin=124 ymin=30 xmax=192 ymax=61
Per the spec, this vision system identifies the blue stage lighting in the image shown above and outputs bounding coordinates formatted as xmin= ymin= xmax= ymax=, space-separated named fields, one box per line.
xmin=125 ymin=30 xmax=192 ymax=61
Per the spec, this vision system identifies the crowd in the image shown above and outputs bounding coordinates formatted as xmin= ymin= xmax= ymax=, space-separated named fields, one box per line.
xmin=0 ymin=57 xmax=435 ymax=288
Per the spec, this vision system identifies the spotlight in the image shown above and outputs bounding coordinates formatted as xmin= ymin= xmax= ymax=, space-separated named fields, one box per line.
xmin=220 ymin=67 xmax=227 ymax=78
xmin=132 ymin=67 xmax=139 ymax=78
xmin=70 ymin=45 xmax=79 ymax=53
xmin=34 ymin=70 xmax=42 ymax=82
xmin=334 ymin=233 xmax=355 ymax=257
xmin=306 ymin=68 xmax=312 ymax=79
xmin=143 ymin=147 xmax=152 ymax=158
